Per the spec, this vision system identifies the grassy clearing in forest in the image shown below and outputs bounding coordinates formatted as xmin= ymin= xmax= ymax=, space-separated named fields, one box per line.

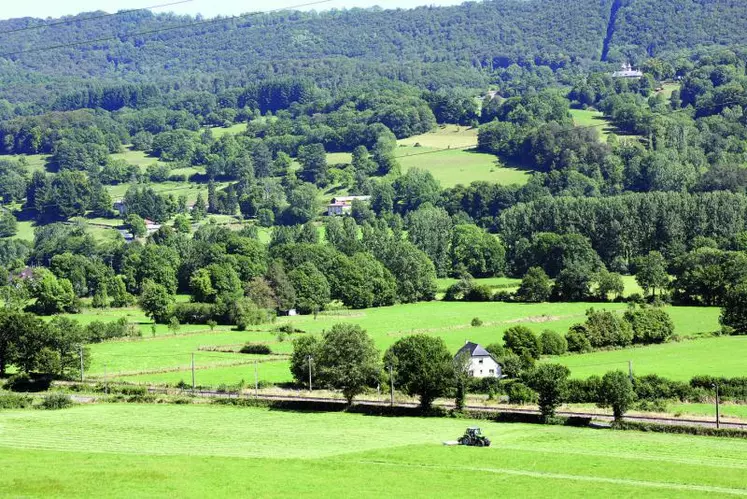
xmin=0 ymin=404 xmax=745 ymax=497
xmin=570 ymin=108 xmax=615 ymax=139
xmin=396 ymin=125 xmax=530 ymax=187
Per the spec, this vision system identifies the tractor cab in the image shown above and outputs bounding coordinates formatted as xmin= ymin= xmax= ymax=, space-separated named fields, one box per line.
xmin=458 ymin=427 xmax=491 ymax=447
xmin=466 ymin=427 xmax=482 ymax=438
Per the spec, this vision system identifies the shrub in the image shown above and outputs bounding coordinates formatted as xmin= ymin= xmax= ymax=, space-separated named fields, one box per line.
xmin=470 ymin=317 xmax=483 ymax=327
xmin=274 ymin=323 xmax=305 ymax=334
xmin=507 ymin=382 xmax=537 ymax=405
xmin=444 ymin=279 xmax=471 ymax=301
xmin=624 ymin=305 xmax=674 ymax=344
xmin=492 ymin=290 xmax=514 ymax=302
xmin=583 ymin=308 xmax=634 ymax=348
xmin=484 ymin=342 xmax=505 ymax=358
xmin=598 ymin=370 xmax=636 ymax=420
xmin=496 ymin=351 xmax=527 ymax=378
xmin=566 ymin=324 xmax=592 ymax=353
xmin=85 ymin=318 xmax=138 ymax=343
xmin=690 ymin=376 xmax=747 ymax=400
xmin=239 ymin=343 xmax=272 ymax=355
xmin=466 ymin=285 xmax=493 ymax=302
xmin=633 ymin=374 xmax=695 ymax=402
xmin=503 ymin=325 xmax=541 ymax=359
xmin=172 ymin=302 xmax=216 ymax=325
xmin=539 ymin=330 xmax=567 ymax=355
xmin=566 ymin=375 xmax=602 ymax=403
xmin=39 ymin=393 xmax=74 ymax=410
xmin=4 ymin=373 xmax=52 ymax=392
xmin=524 ymin=364 xmax=571 ymax=420
xmin=515 ymin=267 xmax=551 ymax=302
xmin=0 ymin=393 xmax=33 ymax=409
xmin=612 ymin=420 xmax=747 ymax=439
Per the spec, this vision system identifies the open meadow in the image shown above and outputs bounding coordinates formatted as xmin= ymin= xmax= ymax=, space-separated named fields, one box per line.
xmin=396 ymin=125 xmax=530 ymax=187
xmin=77 ymin=298 xmax=726 ymax=388
xmin=0 ymin=404 xmax=745 ymax=497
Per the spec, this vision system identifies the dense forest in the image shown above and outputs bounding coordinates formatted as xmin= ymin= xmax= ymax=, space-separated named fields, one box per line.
xmin=2 ymin=0 xmax=747 ymax=381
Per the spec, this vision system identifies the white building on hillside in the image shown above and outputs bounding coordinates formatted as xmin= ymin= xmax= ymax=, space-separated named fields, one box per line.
xmin=612 ymin=62 xmax=643 ymax=79
xmin=327 ymin=195 xmax=371 ymax=216
xmin=455 ymin=341 xmax=502 ymax=378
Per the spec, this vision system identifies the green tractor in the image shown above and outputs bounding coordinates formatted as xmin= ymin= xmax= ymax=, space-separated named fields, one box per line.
xmin=459 ymin=427 xmax=491 ymax=447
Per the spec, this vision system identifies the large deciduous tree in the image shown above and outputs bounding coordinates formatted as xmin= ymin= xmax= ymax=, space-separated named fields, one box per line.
xmin=524 ymin=363 xmax=570 ymax=421
xmin=384 ymin=334 xmax=454 ymax=410
xmin=315 ymin=323 xmax=381 ymax=404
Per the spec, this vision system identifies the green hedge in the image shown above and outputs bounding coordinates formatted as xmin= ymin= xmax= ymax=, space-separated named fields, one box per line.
xmin=612 ymin=421 xmax=747 ymax=439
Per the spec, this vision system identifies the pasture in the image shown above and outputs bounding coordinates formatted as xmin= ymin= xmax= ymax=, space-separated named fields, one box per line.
xmin=570 ymin=109 xmax=615 ymax=140
xmin=396 ymin=125 xmax=530 ymax=187
xmin=82 ymin=299 xmax=723 ymax=388
xmin=548 ymin=336 xmax=747 ymax=381
xmin=0 ymin=404 xmax=745 ymax=497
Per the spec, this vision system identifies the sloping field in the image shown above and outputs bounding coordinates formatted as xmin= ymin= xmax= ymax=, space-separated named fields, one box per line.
xmin=85 ymin=301 xmax=723 ymax=387
xmin=547 ymin=336 xmax=747 ymax=381
xmin=396 ymin=125 xmax=530 ymax=187
xmin=0 ymin=404 xmax=745 ymax=497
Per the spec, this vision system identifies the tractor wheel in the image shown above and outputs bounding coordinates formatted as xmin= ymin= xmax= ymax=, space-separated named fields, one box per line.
xmin=459 ymin=437 xmax=469 ymax=446
xmin=484 ymin=438 xmax=491 ymax=447
xmin=476 ymin=439 xmax=484 ymax=447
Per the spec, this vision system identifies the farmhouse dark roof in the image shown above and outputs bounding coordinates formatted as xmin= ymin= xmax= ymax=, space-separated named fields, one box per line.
xmin=457 ymin=341 xmax=492 ymax=358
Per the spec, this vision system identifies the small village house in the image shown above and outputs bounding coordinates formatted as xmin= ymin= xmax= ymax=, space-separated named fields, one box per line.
xmin=113 ymin=199 xmax=126 ymax=216
xmin=327 ymin=195 xmax=371 ymax=216
xmin=455 ymin=341 xmax=502 ymax=378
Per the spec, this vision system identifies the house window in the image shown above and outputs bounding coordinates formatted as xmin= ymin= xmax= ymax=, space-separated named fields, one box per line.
xmin=478 ymin=359 xmax=483 ymax=364
xmin=489 ymin=369 xmax=494 ymax=374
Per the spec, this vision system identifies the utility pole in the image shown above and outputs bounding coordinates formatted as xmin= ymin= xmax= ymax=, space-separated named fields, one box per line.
xmin=628 ymin=360 xmax=633 ymax=382
xmin=713 ymin=383 xmax=720 ymax=429
xmin=307 ymin=355 xmax=313 ymax=392
xmin=254 ymin=360 xmax=259 ymax=398
xmin=79 ymin=347 xmax=84 ymax=382
xmin=191 ymin=353 xmax=195 ymax=392
xmin=389 ymin=365 xmax=394 ymax=407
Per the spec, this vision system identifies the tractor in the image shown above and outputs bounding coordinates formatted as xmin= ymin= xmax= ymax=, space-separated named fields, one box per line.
xmin=458 ymin=427 xmax=491 ymax=447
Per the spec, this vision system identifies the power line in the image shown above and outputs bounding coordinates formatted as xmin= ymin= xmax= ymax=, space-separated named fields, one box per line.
xmin=0 ymin=0 xmax=195 ymax=36
xmin=1 ymin=0 xmax=332 ymax=58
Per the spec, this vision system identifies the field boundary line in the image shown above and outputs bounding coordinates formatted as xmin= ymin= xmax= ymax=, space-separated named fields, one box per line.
xmin=358 ymin=460 xmax=747 ymax=495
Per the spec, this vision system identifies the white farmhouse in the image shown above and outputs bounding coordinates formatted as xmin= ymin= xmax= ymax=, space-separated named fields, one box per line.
xmin=455 ymin=341 xmax=502 ymax=378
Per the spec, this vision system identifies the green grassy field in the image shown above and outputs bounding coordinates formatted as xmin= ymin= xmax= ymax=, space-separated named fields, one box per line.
xmin=570 ymin=109 xmax=615 ymax=140
xmin=550 ymin=336 xmax=747 ymax=380
xmin=436 ymin=276 xmax=522 ymax=293
xmin=211 ymin=122 xmax=248 ymax=138
xmin=82 ymin=300 xmax=723 ymax=387
xmin=396 ymin=125 xmax=530 ymax=187
xmin=0 ymin=404 xmax=745 ymax=497
xmin=11 ymin=153 xmax=50 ymax=172
xmin=657 ymin=82 xmax=680 ymax=99
xmin=668 ymin=402 xmax=747 ymax=420
xmin=109 ymin=148 xmax=162 ymax=169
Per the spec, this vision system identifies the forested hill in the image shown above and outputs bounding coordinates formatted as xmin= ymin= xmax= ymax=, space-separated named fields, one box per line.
xmin=1 ymin=0 xmax=746 ymax=104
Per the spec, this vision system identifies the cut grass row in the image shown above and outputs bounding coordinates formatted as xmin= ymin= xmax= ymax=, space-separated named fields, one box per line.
xmin=0 ymin=404 xmax=745 ymax=497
